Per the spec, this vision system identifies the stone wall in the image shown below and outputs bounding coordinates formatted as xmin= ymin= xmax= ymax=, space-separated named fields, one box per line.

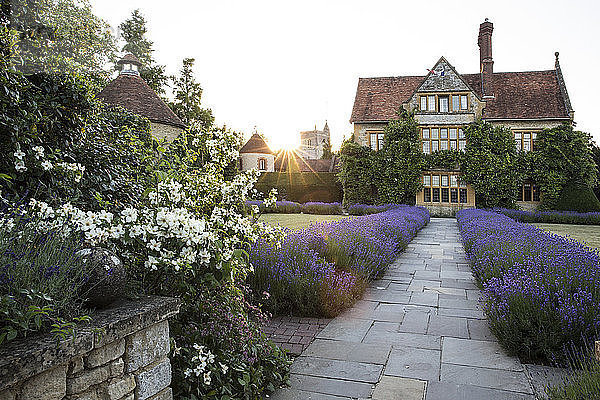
xmin=239 ymin=152 xmax=275 ymax=172
xmin=150 ymin=122 xmax=184 ymax=143
xmin=0 ymin=297 xmax=180 ymax=400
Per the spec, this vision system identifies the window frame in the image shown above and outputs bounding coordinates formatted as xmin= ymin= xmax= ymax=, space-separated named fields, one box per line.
xmin=418 ymin=92 xmax=470 ymax=113
xmin=368 ymin=131 xmax=385 ymax=151
xmin=422 ymin=172 xmax=465 ymax=204
xmin=421 ymin=126 xmax=467 ymax=154
xmin=258 ymin=157 xmax=267 ymax=171
xmin=513 ymin=130 xmax=540 ymax=152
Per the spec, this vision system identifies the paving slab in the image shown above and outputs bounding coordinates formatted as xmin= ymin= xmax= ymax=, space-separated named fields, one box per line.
xmin=384 ymin=347 xmax=441 ymax=381
xmin=427 ymin=315 xmax=469 ymax=338
xmin=372 ymin=376 xmax=426 ymax=400
xmin=441 ymin=363 xmax=533 ymax=394
xmin=524 ymin=364 xmax=572 ymax=399
xmin=270 ymin=388 xmax=351 ymax=400
xmin=425 ymin=381 xmax=534 ymax=400
xmin=288 ymin=374 xmax=374 ymax=398
xmin=442 ymin=337 xmax=523 ymax=371
xmin=291 ymin=356 xmax=383 ymax=384
xmin=303 ymin=339 xmax=391 ymax=365
xmin=316 ymin=318 xmax=372 ymax=342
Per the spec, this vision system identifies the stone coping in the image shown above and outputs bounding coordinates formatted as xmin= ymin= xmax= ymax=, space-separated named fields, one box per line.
xmin=0 ymin=296 xmax=180 ymax=391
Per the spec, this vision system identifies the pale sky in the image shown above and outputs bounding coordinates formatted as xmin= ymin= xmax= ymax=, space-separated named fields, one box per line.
xmin=90 ymin=0 xmax=600 ymax=151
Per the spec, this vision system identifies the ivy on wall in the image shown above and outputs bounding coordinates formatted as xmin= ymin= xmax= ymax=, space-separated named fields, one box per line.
xmin=461 ymin=121 xmax=521 ymax=208
xmin=339 ymin=111 xmax=597 ymax=211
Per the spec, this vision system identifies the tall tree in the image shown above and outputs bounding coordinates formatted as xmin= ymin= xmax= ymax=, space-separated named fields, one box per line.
xmin=5 ymin=0 xmax=117 ymax=81
xmin=321 ymin=141 xmax=332 ymax=159
xmin=169 ymin=58 xmax=214 ymax=129
xmin=119 ymin=9 xmax=168 ymax=95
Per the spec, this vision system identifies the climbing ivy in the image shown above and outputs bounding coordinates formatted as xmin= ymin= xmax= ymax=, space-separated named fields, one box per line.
xmin=339 ymin=115 xmax=597 ymax=210
xmin=461 ymin=121 xmax=521 ymax=208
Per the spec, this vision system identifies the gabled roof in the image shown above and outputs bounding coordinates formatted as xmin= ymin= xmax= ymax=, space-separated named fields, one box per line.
xmin=350 ymin=68 xmax=572 ymax=122
xmin=240 ymin=134 xmax=273 ymax=154
xmin=97 ymin=74 xmax=186 ymax=129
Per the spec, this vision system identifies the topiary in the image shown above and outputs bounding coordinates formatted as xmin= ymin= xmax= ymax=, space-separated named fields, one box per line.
xmin=554 ymin=182 xmax=600 ymax=213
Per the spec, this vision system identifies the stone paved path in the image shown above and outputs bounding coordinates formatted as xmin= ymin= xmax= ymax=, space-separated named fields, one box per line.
xmin=270 ymin=218 xmax=535 ymax=400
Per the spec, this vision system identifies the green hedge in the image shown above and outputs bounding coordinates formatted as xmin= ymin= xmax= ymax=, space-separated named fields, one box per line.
xmin=255 ymin=172 xmax=343 ymax=203
xmin=555 ymin=183 xmax=600 ymax=213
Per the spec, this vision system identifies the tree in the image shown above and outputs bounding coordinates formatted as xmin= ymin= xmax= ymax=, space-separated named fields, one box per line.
xmin=461 ymin=120 xmax=520 ymax=208
xmin=375 ymin=111 xmax=424 ymax=204
xmin=6 ymin=0 xmax=117 ymax=82
xmin=119 ymin=9 xmax=168 ymax=95
xmin=169 ymin=58 xmax=214 ymax=129
xmin=532 ymin=124 xmax=598 ymax=209
xmin=321 ymin=140 xmax=332 ymax=160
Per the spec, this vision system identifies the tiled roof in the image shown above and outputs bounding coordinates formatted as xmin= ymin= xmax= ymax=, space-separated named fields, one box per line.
xmin=240 ymin=134 xmax=273 ymax=154
xmin=350 ymin=76 xmax=423 ymax=122
xmin=118 ymin=53 xmax=142 ymax=66
xmin=97 ymin=74 xmax=186 ymax=128
xmin=350 ymin=70 xmax=571 ymax=122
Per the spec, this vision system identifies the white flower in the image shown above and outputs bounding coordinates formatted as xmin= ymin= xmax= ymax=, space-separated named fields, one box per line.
xmin=110 ymin=224 xmax=125 ymax=239
xmin=32 ymin=146 xmax=44 ymax=159
xmin=203 ymin=371 xmax=211 ymax=385
xmin=41 ymin=160 xmax=53 ymax=171
xmin=148 ymin=239 xmax=161 ymax=252
xmin=121 ymin=208 xmax=138 ymax=223
xmin=13 ymin=150 xmax=25 ymax=159
xmin=219 ymin=362 xmax=228 ymax=374
xmin=15 ymin=160 xmax=27 ymax=172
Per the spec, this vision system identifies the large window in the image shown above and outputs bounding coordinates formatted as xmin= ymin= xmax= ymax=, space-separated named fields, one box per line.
xmin=519 ymin=182 xmax=540 ymax=202
xmin=419 ymin=92 xmax=469 ymax=113
xmin=514 ymin=131 xmax=538 ymax=152
xmin=421 ymin=126 xmax=466 ymax=154
xmin=369 ymin=132 xmax=385 ymax=151
xmin=422 ymin=173 xmax=467 ymax=204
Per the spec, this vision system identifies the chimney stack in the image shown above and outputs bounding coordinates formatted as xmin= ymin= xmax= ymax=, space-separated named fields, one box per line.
xmin=478 ymin=19 xmax=494 ymax=98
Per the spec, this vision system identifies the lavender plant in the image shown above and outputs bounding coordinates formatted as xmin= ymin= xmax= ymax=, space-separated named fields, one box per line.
xmin=457 ymin=209 xmax=600 ymax=363
xmin=249 ymin=206 xmax=429 ymax=317
xmin=493 ymin=208 xmax=600 ymax=225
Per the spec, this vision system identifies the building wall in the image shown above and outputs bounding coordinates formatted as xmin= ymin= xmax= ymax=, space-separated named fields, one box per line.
xmin=300 ymin=131 xmax=330 ymax=159
xmin=488 ymin=119 xmax=568 ymax=131
xmin=150 ymin=122 xmax=184 ymax=142
xmin=239 ymin=153 xmax=275 ymax=172
xmin=353 ymin=122 xmax=388 ymax=147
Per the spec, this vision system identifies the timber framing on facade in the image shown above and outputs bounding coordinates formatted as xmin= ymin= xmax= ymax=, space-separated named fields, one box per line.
xmin=350 ymin=19 xmax=574 ymax=215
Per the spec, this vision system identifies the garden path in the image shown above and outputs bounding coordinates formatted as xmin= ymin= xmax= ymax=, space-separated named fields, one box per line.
xmin=270 ymin=217 xmax=535 ymax=400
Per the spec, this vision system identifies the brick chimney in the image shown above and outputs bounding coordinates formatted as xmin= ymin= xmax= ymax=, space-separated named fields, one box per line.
xmin=478 ymin=19 xmax=494 ymax=98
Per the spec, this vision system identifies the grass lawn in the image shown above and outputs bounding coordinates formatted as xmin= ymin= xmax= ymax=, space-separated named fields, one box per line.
xmin=259 ymin=213 xmax=350 ymax=230
xmin=533 ymin=223 xmax=600 ymax=250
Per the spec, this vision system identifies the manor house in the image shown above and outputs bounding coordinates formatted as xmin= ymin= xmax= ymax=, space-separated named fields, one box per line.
xmin=350 ymin=19 xmax=573 ymax=214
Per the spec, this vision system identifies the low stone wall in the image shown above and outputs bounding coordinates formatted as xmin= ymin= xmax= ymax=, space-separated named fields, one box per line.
xmin=0 ymin=296 xmax=180 ymax=400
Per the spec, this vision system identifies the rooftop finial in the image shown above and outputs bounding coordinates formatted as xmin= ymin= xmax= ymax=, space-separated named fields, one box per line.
xmin=555 ymin=51 xmax=560 ymax=60
xmin=485 ymin=18 xmax=489 ymax=22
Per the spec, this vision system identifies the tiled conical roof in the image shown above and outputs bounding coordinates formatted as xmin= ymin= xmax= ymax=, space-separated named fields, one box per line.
xmin=97 ymin=55 xmax=185 ymax=129
xmin=240 ymin=134 xmax=273 ymax=154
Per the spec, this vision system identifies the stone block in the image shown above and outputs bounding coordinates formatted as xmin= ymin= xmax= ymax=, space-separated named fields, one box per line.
xmin=290 ymin=356 xmax=382 ymax=384
xmin=68 ymin=389 xmax=99 ymax=400
xmin=135 ymin=359 xmax=171 ymax=400
xmin=97 ymin=375 xmax=135 ymax=400
xmin=0 ymin=388 xmax=16 ymax=400
xmin=384 ymin=347 xmax=440 ymax=381
xmin=67 ymin=364 xmax=111 ymax=394
xmin=110 ymin=358 xmax=125 ymax=376
xmin=68 ymin=356 xmax=85 ymax=376
xmin=20 ymin=365 xmax=67 ymax=400
xmin=86 ymin=339 xmax=125 ymax=369
xmin=148 ymin=387 xmax=173 ymax=400
xmin=126 ymin=321 xmax=170 ymax=372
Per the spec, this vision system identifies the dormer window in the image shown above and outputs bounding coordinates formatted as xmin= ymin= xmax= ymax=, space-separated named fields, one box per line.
xmin=418 ymin=93 xmax=469 ymax=113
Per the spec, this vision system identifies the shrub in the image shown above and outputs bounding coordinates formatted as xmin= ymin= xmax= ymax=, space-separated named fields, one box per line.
xmin=347 ymin=204 xmax=394 ymax=216
xmin=547 ymin=345 xmax=600 ymax=399
xmin=457 ymin=209 xmax=600 ymax=364
xmin=555 ymin=183 xmax=600 ymax=213
xmin=302 ymin=202 xmax=342 ymax=215
xmin=255 ymin=172 xmax=342 ymax=203
xmin=493 ymin=208 xmax=600 ymax=225
xmin=0 ymin=213 xmax=90 ymax=345
xmin=249 ymin=206 xmax=430 ymax=317
xmin=246 ymin=200 xmax=303 ymax=214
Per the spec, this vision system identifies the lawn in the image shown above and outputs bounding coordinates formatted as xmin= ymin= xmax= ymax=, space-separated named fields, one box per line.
xmin=259 ymin=213 xmax=350 ymax=230
xmin=533 ymin=223 xmax=600 ymax=250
